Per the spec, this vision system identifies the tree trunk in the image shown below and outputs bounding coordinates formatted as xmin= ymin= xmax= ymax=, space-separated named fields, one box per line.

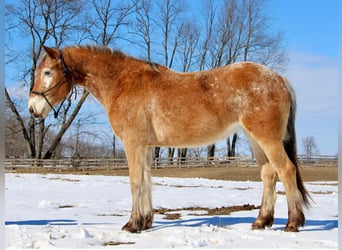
xmin=231 ymin=133 xmax=238 ymax=157
xmin=168 ymin=148 xmax=175 ymax=165
xmin=178 ymin=148 xmax=187 ymax=165
xmin=5 ymin=88 xmax=35 ymax=158
xmin=28 ymin=117 xmax=36 ymax=158
xmin=37 ymin=119 xmax=45 ymax=159
xmin=154 ymin=147 xmax=161 ymax=165
xmin=227 ymin=136 xmax=231 ymax=157
xmin=43 ymin=89 xmax=89 ymax=159
xmin=112 ymin=134 xmax=116 ymax=158
xmin=207 ymin=144 xmax=215 ymax=160
xmin=227 ymin=133 xmax=238 ymax=157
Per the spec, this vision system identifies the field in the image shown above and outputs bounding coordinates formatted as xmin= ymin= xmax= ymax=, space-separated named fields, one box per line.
xmin=5 ymin=171 xmax=338 ymax=248
xmin=6 ymin=163 xmax=339 ymax=248
xmin=12 ymin=165 xmax=338 ymax=182
xmin=150 ymin=165 xmax=337 ymax=181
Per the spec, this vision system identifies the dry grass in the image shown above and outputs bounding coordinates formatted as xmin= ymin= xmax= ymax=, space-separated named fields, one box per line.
xmin=154 ymin=204 xmax=260 ymax=220
xmin=8 ymin=165 xmax=337 ymax=182
xmin=103 ymin=241 xmax=135 ymax=246
xmin=58 ymin=205 xmax=74 ymax=209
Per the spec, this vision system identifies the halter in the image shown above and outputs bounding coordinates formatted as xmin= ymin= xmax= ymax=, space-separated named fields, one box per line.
xmin=30 ymin=49 xmax=76 ymax=118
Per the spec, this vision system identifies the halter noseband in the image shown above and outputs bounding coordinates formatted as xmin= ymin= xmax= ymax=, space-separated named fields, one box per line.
xmin=30 ymin=49 xmax=76 ymax=118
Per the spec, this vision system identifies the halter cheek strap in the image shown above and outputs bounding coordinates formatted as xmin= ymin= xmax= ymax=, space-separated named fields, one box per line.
xmin=59 ymin=49 xmax=77 ymax=98
xmin=30 ymin=49 xmax=76 ymax=119
xmin=30 ymin=88 xmax=64 ymax=119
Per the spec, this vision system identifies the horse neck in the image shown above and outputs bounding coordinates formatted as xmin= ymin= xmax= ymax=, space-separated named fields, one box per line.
xmin=64 ymin=47 xmax=128 ymax=107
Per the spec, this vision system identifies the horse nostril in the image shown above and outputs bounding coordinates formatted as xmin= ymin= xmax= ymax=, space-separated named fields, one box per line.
xmin=29 ymin=106 xmax=34 ymax=114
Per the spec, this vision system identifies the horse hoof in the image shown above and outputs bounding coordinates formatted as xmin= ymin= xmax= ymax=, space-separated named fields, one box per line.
xmin=285 ymin=211 xmax=305 ymax=232
xmin=251 ymin=216 xmax=274 ymax=230
xmin=122 ymin=216 xmax=153 ymax=233
xmin=251 ymin=221 xmax=265 ymax=230
xmin=284 ymin=225 xmax=299 ymax=232
xmin=122 ymin=222 xmax=139 ymax=233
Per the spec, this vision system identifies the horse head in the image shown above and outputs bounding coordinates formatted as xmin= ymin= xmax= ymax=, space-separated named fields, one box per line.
xmin=28 ymin=46 xmax=75 ymax=118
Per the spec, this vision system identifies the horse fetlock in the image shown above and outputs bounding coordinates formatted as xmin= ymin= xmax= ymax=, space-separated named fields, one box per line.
xmin=284 ymin=223 xmax=299 ymax=232
xmin=285 ymin=211 xmax=305 ymax=232
xmin=251 ymin=215 xmax=274 ymax=230
xmin=122 ymin=221 xmax=138 ymax=233
xmin=251 ymin=221 xmax=265 ymax=230
xmin=122 ymin=213 xmax=153 ymax=233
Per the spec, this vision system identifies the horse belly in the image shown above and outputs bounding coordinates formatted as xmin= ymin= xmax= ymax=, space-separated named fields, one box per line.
xmin=151 ymin=118 xmax=240 ymax=148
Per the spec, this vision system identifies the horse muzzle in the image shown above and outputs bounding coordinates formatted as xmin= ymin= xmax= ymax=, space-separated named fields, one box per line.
xmin=28 ymin=95 xmax=52 ymax=118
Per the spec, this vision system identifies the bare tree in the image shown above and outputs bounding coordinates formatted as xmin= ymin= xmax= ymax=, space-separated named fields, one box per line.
xmin=177 ymin=148 xmax=187 ymax=165
xmin=71 ymin=0 xmax=135 ymax=160
xmin=156 ymin=0 xmax=185 ymax=162
xmin=87 ymin=0 xmax=134 ymax=46
xmin=42 ymin=91 xmax=90 ymax=159
xmin=178 ymin=19 xmax=200 ymax=73
xmin=4 ymin=101 xmax=29 ymax=158
xmin=198 ymin=0 xmax=216 ymax=71
xmin=156 ymin=0 xmax=184 ymax=68
xmin=128 ymin=0 xmax=161 ymax=161
xmin=170 ymin=19 xmax=200 ymax=162
xmin=129 ymin=0 xmax=185 ymax=161
xmin=5 ymin=0 xmax=90 ymax=159
xmin=201 ymin=0 xmax=287 ymax=158
xmin=5 ymin=88 xmax=34 ymax=157
xmin=5 ymin=0 xmax=288 ymax=161
xmin=302 ymin=136 xmax=319 ymax=158
xmin=130 ymin=0 xmax=155 ymax=61
xmin=239 ymin=0 xmax=288 ymax=72
xmin=197 ymin=0 xmax=217 ymax=159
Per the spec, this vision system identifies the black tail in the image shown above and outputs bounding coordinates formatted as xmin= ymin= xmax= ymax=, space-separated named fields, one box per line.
xmin=283 ymin=78 xmax=311 ymax=207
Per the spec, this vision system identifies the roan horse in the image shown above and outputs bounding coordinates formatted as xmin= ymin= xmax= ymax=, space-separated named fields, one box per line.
xmin=28 ymin=45 xmax=310 ymax=233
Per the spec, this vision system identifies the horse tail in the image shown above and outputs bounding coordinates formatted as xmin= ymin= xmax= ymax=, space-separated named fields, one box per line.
xmin=282 ymin=77 xmax=311 ymax=207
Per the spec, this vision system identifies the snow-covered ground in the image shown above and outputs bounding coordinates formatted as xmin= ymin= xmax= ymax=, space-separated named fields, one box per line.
xmin=5 ymin=173 xmax=338 ymax=248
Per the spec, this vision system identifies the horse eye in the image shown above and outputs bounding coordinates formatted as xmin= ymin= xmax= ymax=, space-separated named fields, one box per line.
xmin=44 ymin=70 xmax=52 ymax=76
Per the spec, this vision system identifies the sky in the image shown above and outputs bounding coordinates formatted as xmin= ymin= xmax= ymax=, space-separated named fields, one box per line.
xmin=5 ymin=0 xmax=339 ymax=156
xmin=262 ymin=1 xmax=338 ymax=155
xmin=187 ymin=0 xmax=338 ymax=155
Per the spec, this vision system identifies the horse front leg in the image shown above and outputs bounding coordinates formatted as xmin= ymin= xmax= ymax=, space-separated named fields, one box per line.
xmin=122 ymin=144 xmax=153 ymax=233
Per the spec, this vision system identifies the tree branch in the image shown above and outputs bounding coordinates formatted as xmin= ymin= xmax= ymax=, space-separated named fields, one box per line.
xmin=43 ymin=89 xmax=89 ymax=159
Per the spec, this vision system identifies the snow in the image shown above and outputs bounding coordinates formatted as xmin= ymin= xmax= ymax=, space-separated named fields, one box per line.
xmin=5 ymin=173 xmax=338 ymax=248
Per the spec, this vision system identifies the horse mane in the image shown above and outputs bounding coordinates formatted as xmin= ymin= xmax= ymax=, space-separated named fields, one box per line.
xmin=76 ymin=45 xmax=126 ymax=58
xmin=73 ymin=45 xmax=169 ymax=72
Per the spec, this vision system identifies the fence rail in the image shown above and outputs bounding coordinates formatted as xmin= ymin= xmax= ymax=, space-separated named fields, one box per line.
xmin=5 ymin=155 xmax=337 ymax=172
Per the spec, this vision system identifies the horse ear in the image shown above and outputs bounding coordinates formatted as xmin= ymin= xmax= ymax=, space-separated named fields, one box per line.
xmin=43 ymin=46 xmax=59 ymax=60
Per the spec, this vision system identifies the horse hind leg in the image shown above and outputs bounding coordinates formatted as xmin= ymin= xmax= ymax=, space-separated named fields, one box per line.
xmin=259 ymin=141 xmax=306 ymax=232
xmin=245 ymin=133 xmax=277 ymax=229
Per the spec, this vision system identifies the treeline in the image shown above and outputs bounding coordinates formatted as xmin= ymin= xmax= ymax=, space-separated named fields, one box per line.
xmin=5 ymin=0 xmax=287 ymax=159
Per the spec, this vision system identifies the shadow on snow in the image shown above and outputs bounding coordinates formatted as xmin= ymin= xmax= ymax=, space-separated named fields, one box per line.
xmin=6 ymin=216 xmax=337 ymax=232
xmin=5 ymin=219 xmax=114 ymax=226
xmin=152 ymin=216 xmax=338 ymax=232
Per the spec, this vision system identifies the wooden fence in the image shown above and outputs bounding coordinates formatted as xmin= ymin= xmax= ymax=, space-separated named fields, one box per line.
xmin=5 ymin=155 xmax=337 ymax=172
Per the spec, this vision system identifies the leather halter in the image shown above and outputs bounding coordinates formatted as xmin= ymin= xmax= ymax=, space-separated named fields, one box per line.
xmin=30 ymin=49 xmax=76 ymax=118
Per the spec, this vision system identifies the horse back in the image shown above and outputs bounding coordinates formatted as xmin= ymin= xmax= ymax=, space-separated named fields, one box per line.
xmin=143 ymin=62 xmax=290 ymax=147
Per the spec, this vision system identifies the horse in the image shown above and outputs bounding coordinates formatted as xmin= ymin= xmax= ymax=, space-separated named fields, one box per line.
xmin=28 ymin=45 xmax=310 ymax=233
